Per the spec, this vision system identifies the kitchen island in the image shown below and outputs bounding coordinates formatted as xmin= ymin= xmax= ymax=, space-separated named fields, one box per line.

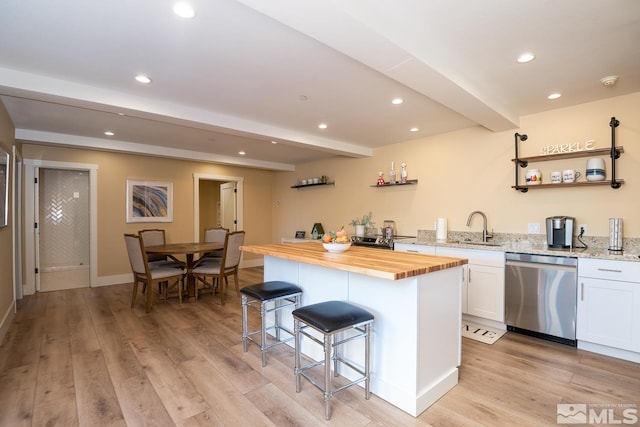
xmin=240 ymin=242 xmax=467 ymax=417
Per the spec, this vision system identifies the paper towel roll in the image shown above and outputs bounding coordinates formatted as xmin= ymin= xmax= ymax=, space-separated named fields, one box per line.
xmin=436 ymin=217 xmax=447 ymax=242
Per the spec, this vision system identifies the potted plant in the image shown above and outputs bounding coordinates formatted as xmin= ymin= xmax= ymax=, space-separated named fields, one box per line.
xmin=350 ymin=212 xmax=374 ymax=237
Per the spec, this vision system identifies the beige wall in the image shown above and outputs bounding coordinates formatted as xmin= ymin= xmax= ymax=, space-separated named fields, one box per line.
xmin=11 ymin=91 xmax=640 ymax=289
xmin=20 ymin=145 xmax=275 ymax=276
xmin=272 ymin=93 xmax=640 ymax=241
xmin=0 ymin=102 xmax=15 ymax=327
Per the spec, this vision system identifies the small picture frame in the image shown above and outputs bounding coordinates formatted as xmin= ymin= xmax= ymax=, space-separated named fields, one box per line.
xmin=126 ymin=179 xmax=173 ymax=223
xmin=295 ymin=231 xmax=305 ymax=238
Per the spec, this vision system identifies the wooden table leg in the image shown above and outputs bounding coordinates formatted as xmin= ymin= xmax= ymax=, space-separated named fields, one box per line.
xmin=186 ymin=253 xmax=196 ymax=302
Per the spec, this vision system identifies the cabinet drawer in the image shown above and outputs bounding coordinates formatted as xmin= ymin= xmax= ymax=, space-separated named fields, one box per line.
xmin=578 ymin=258 xmax=640 ymax=282
xmin=394 ymin=243 xmax=436 ymax=255
xmin=437 ymin=247 xmax=504 ymax=267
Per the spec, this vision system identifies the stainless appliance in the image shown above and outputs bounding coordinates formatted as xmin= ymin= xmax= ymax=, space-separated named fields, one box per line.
xmin=505 ymin=253 xmax=578 ymax=346
xmin=351 ymin=235 xmax=411 ymax=250
xmin=546 ymin=216 xmax=575 ymax=248
xmin=383 ymin=220 xmax=396 ymax=240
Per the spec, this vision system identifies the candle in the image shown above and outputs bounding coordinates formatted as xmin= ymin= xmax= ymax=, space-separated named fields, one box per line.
xmin=391 ymin=161 xmax=394 ymax=171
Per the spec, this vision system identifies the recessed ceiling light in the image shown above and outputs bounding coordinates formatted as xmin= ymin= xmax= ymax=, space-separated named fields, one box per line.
xmin=318 ymin=123 xmax=328 ymax=129
xmin=392 ymin=98 xmax=403 ymax=105
xmin=547 ymin=93 xmax=562 ymax=100
xmin=239 ymin=151 xmax=246 ymax=156
xmin=410 ymin=127 xmax=419 ymax=132
xmin=271 ymin=141 xmax=278 ymax=144
xmin=135 ymin=74 xmax=152 ymax=84
xmin=104 ymin=131 xmax=114 ymax=136
xmin=173 ymin=2 xmax=195 ymax=18
xmin=517 ymin=52 xmax=536 ymax=63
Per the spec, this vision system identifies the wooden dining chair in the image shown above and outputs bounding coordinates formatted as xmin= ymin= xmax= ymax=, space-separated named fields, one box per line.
xmin=192 ymin=230 xmax=245 ymax=304
xmin=124 ymin=233 xmax=186 ymax=313
xmin=201 ymin=227 xmax=228 ymax=259
xmin=139 ymin=228 xmax=185 ymax=268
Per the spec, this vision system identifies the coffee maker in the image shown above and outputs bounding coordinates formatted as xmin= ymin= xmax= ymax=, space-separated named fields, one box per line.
xmin=546 ymin=216 xmax=575 ymax=248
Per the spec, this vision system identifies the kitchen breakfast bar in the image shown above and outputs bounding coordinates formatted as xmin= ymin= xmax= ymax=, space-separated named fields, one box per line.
xmin=240 ymin=242 xmax=467 ymax=417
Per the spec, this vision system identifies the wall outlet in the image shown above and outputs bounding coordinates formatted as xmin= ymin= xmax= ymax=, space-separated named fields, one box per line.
xmin=579 ymin=224 xmax=588 ymax=235
xmin=527 ymin=223 xmax=541 ymax=234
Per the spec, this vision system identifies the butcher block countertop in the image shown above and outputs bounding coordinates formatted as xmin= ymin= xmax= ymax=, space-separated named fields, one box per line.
xmin=241 ymin=242 xmax=467 ymax=281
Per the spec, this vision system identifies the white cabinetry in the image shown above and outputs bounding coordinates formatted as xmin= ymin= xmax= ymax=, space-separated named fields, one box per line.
xmin=436 ymin=247 xmax=505 ymax=323
xmin=577 ymin=258 xmax=640 ymax=361
xmin=393 ymin=242 xmax=436 ymax=255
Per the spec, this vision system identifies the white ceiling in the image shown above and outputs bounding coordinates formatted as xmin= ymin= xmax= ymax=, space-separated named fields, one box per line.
xmin=1 ymin=0 xmax=638 ymax=171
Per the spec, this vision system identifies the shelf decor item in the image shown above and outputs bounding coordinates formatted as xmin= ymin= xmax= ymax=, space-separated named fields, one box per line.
xmin=350 ymin=212 xmax=374 ymax=237
xmin=400 ymin=163 xmax=408 ymax=183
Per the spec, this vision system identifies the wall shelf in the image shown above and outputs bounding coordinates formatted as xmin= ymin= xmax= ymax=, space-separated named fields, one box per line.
xmin=291 ymin=181 xmax=335 ymax=189
xmin=370 ymin=179 xmax=418 ymax=187
xmin=512 ymin=117 xmax=624 ymax=192
xmin=512 ymin=179 xmax=625 ymax=191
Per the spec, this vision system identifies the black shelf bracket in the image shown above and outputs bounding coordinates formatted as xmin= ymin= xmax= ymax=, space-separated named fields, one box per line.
xmin=514 ymin=132 xmax=529 ymax=192
xmin=609 ymin=117 xmax=622 ymax=189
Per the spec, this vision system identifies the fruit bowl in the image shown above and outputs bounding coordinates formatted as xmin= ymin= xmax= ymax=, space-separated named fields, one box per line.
xmin=322 ymin=242 xmax=352 ymax=253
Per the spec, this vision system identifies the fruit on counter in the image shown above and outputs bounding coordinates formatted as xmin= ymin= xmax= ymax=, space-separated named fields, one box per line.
xmin=323 ymin=226 xmax=350 ymax=243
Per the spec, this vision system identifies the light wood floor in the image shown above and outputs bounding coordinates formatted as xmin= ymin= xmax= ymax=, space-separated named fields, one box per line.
xmin=1 ymin=267 xmax=639 ymax=426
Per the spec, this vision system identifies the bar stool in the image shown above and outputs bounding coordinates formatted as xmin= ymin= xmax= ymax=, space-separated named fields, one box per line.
xmin=292 ymin=300 xmax=374 ymax=420
xmin=241 ymin=281 xmax=303 ymax=367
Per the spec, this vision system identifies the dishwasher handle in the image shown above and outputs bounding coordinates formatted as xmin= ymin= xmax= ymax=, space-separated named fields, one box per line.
xmin=506 ymin=259 xmax=577 ymax=272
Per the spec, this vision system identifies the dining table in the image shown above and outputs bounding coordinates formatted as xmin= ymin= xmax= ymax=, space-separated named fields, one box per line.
xmin=145 ymin=242 xmax=224 ymax=301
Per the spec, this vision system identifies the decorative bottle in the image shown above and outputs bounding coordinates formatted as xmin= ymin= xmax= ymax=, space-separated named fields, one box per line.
xmin=377 ymin=171 xmax=385 ymax=186
xmin=389 ymin=161 xmax=396 ymax=184
xmin=400 ymin=163 xmax=407 ymax=183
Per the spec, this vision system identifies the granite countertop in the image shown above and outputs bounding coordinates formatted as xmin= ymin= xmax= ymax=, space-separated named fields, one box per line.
xmin=398 ymin=231 xmax=640 ymax=263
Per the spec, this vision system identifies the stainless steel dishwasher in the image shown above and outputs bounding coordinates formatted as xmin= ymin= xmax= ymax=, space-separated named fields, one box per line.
xmin=505 ymin=253 xmax=578 ymax=346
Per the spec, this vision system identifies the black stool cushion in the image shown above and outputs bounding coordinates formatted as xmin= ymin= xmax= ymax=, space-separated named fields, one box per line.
xmin=240 ymin=281 xmax=302 ymax=301
xmin=292 ymin=301 xmax=374 ymax=333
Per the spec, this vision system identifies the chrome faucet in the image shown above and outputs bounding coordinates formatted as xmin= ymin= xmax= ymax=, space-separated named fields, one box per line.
xmin=466 ymin=211 xmax=493 ymax=242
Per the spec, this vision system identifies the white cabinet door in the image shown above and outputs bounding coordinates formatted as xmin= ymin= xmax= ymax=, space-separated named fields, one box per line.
xmin=436 ymin=247 xmax=504 ymax=322
xmin=467 ymin=264 xmax=505 ymax=322
xmin=577 ymin=277 xmax=640 ymax=352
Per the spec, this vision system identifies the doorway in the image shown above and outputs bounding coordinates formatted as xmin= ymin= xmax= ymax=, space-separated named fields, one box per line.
xmin=37 ymin=167 xmax=90 ymax=291
xmin=23 ymin=160 xmax=98 ymax=295
xmin=193 ymin=173 xmax=243 ymax=241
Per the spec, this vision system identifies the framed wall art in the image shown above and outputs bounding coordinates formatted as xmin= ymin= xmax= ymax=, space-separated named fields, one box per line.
xmin=126 ymin=179 xmax=173 ymax=223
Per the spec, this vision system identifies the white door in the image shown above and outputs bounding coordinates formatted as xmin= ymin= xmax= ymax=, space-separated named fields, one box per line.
xmin=36 ymin=167 xmax=90 ymax=291
xmin=220 ymin=181 xmax=237 ymax=231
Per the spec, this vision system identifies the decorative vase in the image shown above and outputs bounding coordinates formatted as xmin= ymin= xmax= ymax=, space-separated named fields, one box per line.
xmin=355 ymin=225 xmax=365 ymax=237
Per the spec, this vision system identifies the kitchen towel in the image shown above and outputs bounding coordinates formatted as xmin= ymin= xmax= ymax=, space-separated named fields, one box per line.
xmin=436 ymin=217 xmax=447 ymax=242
